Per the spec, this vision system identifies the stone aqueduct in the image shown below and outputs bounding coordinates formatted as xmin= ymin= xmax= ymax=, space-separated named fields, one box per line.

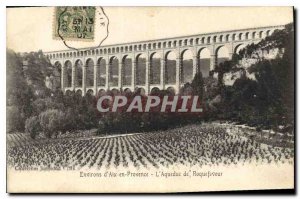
xmin=45 ymin=25 xmax=284 ymax=96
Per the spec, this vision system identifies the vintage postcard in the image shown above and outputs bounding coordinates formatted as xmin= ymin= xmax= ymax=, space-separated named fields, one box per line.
xmin=6 ymin=6 xmax=294 ymax=193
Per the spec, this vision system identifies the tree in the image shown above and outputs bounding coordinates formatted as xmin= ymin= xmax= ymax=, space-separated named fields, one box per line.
xmin=7 ymin=49 xmax=56 ymax=133
xmin=216 ymin=23 xmax=294 ymax=129
xmin=191 ymin=72 xmax=204 ymax=99
xmin=7 ymin=106 xmax=25 ymax=133
xmin=25 ymin=116 xmax=41 ymax=139
xmin=39 ymin=109 xmax=66 ymax=138
xmin=7 ymin=50 xmax=34 ymax=120
xmin=21 ymin=50 xmax=53 ymax=92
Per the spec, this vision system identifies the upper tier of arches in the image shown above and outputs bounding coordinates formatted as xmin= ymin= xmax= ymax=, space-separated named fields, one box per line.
xmin=45 ymin=26 xmax=283 ymax=60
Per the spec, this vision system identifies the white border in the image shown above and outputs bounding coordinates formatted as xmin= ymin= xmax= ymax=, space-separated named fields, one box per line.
xmin=0 ymin=0 xmax=298 ymax=198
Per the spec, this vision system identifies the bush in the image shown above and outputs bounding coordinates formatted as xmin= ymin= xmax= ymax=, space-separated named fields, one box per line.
xmin=25 ymin=116 xmax=40 ymax=139
xmin=39 ymin=109 xmax=66 ymax=138
xmin=32 ymin=97 xmax=64 ymax=116
xmin=32 ymin=98 xmax=47 ymax=116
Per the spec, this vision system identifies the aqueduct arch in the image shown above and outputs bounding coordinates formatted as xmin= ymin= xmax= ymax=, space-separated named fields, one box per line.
xmin=198 ymin=47 xmax=211 ymax=77
xmin=64 ymin=60 xmax=72 ymax=88
xmin=109 ymin=56 xmax=120 ymax=87
xmin=53 ymin=61 xmax=62 ymax=90
xmin=122 ymin=55 xmax=133 ymax=86
xmin=136 ymin=53 xmax=147 ymax=86
xmin=165 ymin=51 xmax=177 ymax=85
xmin=181 ymin=49 xmax=194 ymax=84
xmin=86 ymin=58 xmax=94 ymax=87
xmin=215 ymin=45 xmax=230 ymax=65
xmin=97 ymin=57 xmax=106 ymax=87
xmin=150 ymin=52 xmax=161 ymax=85
xmin=75 ymin=59 xmax=83 ymax=88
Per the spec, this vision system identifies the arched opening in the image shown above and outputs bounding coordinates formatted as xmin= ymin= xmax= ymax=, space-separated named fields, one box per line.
xmin=124 ymin=88 xmax=132 ymax=94
xmin=152 ymin=43 xmax=156 ymax=49
xmin=219 ymin=35 xmax=223 ymax=42
xmin=109 ymin=56 xmax=119 ymax=87
xmin=259 ymin=31 xmax=263 ymax=38
xmin=150 ymin=52 xmax=161 ymax=84
xmin=226 ymin=34 xmax=230 ymax=42
xmin=232 ymin=34 xmax=236 ymax=41
xmin=238 ymin=33 xmax=243 ymax=40
xmin=86 ymin=58 xmax=94 ymax=87
xmin=207 ymin=37 xmax=211 ymax=44
xmin=65 ymin=90 xmax=72 ymax=96
xmin=173 ymin=41 xmax=176 ymax=47
xmin=181 ymin=84 xmax=193 ymax=95
xmin=165 ymin=51 xmax=176 ymax=84
xmin=166 ymin=87 xmax=175 ymax=96
xmin=53 ymin=61 xmax=62 ymax=90
xmin=213 ymin=36 xmax=217 ymax=43
xmin=189 ymin=38 xmax=193 ymax=45
xmin=122 ymin=55 xmax=132 ymax=86
xmin=245 ymin=32 xmax=249 ymax=40
xmin=97 ymin=58 xmax=106 ymax=87
xmin=87 ymin=89 xmax=94 ymax=96
xmin=234 ymin=44 xmax=246 ymax=54
xmin=75 ymin=60 xmax=83 ymax=87
xmin=97 ymin=89 xmax=106 ymax=97
xmin=150 ymin=87 xmax=160 ymax=95
xmin=76 ymin=89 xmax=82 ymax=96
xmin=181 ymin=50 xmax=193 ymax=83
xmin=198 ymin=48 xmax=211 ymax=77
xmin=201 ymin=37 xmax=205 ymax=44
xmin=136 ymin=54 xmax=146 ymax=86
xmin=111 ymin=88 xmax=120 ymax=95
xmin=64 ymin=60 xmax=72 ymax=88
xmin=216 ymin=46 xmax=230 ymax=65
xmin=184 ymin=39 xmax=187 ymax=46
xmin=136 ymin=88 xmax=146 ymax=96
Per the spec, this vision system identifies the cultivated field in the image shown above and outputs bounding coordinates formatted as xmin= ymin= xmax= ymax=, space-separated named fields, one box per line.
xmin=7 ymin=124 xmax=294 ymax=170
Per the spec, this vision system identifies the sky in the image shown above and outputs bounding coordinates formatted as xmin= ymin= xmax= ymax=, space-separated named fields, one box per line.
xmin=7 ymin=6 xmax=293 ymax=53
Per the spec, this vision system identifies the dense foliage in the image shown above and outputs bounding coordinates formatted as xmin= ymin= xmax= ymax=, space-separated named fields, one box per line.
xmin=6 ymin=23 xmax=294 ymax=138
xmin=216 ymin=23 xmax=294 ymax=131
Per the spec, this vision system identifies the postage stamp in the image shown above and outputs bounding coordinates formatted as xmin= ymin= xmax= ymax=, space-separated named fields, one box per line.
xmin=54 ymin=6 xmax=96 ymax=41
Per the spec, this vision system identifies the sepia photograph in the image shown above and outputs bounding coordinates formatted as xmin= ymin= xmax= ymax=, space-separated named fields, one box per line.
xmin=5 ymin=6 xmax=295 ymax=193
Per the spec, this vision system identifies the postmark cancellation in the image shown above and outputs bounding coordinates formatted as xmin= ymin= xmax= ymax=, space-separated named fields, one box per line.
xmin=54 ymin=6 xmax=96 ymax=42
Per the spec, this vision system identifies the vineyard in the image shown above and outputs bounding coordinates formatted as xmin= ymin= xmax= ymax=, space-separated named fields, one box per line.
xmin=7 ymin=124 xmax=294 ymax=170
